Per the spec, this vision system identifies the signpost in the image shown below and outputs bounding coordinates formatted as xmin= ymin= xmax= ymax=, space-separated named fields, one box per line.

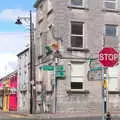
xmin=40 ymin=65 xmax=65 ymax=78
xmin=88 ymin=58 xmax=103 ymax=81
xmin=98 ymin=47 xmax=119 ymax=120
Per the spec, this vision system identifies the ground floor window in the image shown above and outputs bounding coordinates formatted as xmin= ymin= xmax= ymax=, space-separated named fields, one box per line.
xmin=70 ymin=62 xmax=85 ymax=90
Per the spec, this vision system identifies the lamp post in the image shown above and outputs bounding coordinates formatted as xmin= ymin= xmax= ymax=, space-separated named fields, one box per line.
xmin=15 ymin=10 xmax=35 ymax=114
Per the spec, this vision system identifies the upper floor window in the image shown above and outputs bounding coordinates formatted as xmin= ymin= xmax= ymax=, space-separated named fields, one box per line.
xmin=104 ymin=0 xmax=117 ymax=10
xmin=47 ymin=0 xmax=53 ymax=13
xmin=105 ymin=25 xmax=117 ymax=37
xmin=71 ymin=0 xmax=83 ymax=7
xmin=71 ymin=22 xmax=84 ymax=48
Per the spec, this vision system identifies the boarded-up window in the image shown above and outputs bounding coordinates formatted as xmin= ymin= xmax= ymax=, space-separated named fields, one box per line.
xmin=70 ymin=63 xmax=85 ymax=89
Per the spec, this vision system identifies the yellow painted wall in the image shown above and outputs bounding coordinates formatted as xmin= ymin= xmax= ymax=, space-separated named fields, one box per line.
xmin=3 ymin=80 xmax=10 ymax=112
xmin=3 ymin=95 xmax=9 ymax=112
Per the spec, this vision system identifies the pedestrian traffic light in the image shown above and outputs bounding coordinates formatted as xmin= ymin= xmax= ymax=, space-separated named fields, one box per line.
xmin=45 ymin=45 xmax=53 ymax=55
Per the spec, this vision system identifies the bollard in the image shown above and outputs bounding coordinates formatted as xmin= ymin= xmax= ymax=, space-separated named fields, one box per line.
xmin=106 ymin=112 xmax=111 ymax=120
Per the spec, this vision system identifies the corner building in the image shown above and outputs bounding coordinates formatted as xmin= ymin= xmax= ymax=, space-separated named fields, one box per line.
xmin=34 ymin=0 xmax=120 ymax=113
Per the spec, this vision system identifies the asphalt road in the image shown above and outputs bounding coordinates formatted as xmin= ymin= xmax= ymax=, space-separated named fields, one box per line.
xmin=0 ymin=112 xmax=120 ymax=120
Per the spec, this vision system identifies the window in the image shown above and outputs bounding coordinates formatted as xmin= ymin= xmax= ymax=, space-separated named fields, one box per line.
xmin=104 ymin=0 xmax=117 ymax=10
xmin=108 ymin=66 xmax=119 ymax=91
xmin=70 ymin=63 xmax=85 ymax=90
xmin=47 ymin=0 xmax=53 ymax=13
xmin=71 ymin=0 xmax=83 ymax=7
xmin=105 ymin=25 xmax=117 ymax=37
xmin=71 ymin=22 xmax=84 ymax=48
xmin=38 ymin=4 xmax=43 ymax=23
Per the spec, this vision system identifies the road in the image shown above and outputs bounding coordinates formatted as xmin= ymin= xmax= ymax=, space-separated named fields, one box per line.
xmin=0 ymin=112 xmax=120 ymax=120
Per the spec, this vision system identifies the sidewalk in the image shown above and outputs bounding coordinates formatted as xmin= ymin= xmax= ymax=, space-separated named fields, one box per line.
xmin=34 ymin=112 xmax=102 ymax=119
xmin=2 ymin=111 xmax=120 ymax=119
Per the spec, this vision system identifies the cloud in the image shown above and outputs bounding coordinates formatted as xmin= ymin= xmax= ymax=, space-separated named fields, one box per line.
xmin=0 ymin=32 xmax=29 ymax=78
xmin=0 ymin=53 xmax=17 ymax=78
xmin=0 ymin=8 xmax=36 ymax=24
xmin=0 ymin=32 xmax=29 ymax=54
xmin=0 ymin=8 xmax=36 ymax=78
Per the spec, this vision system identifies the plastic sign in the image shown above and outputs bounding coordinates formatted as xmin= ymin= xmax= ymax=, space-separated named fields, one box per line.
xmin=99 ymin=47 xmax=119 ymax=67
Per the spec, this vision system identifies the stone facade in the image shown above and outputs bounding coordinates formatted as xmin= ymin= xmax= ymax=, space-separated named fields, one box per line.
xmin=34 ymin=0 xmax=120 ymax=113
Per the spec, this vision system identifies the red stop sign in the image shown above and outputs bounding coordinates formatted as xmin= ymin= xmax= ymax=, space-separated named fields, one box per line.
xmin=99 ymin=47 xmax=119 ymax=67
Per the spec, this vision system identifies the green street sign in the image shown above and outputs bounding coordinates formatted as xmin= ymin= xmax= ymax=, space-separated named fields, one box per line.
xmin=56 ymin=71 xmax=65 ymax=78
xmin=56 ymin=65 xmax=65 ymax=71
xmin=90 ymin=67 xmax=103 ymax=71
xmin=41 ymin=65 xmax=54 ymax=71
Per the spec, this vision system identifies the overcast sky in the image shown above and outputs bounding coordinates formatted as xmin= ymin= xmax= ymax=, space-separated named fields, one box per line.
xmin=0 ymin=0 xmax=35 ymax=78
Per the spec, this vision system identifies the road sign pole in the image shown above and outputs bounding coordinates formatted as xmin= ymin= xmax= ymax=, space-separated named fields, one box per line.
xmin=53 ymin=57 xmax=59 ymax=113
xmin=99 ymin=47 xmax=119 ymax=120
xmin=103 ymin=68 xmax=108 ymax=120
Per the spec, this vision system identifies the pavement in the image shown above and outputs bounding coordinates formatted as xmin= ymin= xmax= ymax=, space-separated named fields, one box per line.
xmin=5 ymin=111 xmax=120 ymax=119
xmin=1 ymin=111 xmax=120 ymax=119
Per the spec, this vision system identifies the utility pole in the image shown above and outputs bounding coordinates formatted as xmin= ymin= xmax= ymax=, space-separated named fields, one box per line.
xmin=15 ymin=10 xmax=35 ymax=114
xmin=29 ymin=10 xmax=33 ymax=114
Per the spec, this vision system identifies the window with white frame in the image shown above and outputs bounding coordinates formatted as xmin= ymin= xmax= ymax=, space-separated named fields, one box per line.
xmin=108 ymin=66 xmax=119 ymax=91
xmin=105 ymin=24 xmax=117 ymax=37
xmin=71 ymin=0 xmax=83 ymax=7
xmin=70 ymin=62 xmax=85 ymax=90
xmin=104 ymin=0 xmax=117 ymax=10
xmin=71 ymin=22 xmax=84 ymax=48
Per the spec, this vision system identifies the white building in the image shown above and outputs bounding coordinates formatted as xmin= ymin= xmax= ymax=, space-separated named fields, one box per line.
xmin=17 ymin=48 xmax=30 ymax=113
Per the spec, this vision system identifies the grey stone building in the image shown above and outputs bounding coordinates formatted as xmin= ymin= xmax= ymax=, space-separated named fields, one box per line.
xmin=17 ymin=48 xmax=30 ymax=113
xmin=34 ymin=0 xmax=120 ymax=114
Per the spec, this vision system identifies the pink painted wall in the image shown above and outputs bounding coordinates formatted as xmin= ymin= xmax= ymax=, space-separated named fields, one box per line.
xmin=9 ymin=75 xmax=17 ymax=111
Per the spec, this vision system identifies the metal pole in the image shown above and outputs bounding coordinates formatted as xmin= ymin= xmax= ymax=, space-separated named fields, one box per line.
xmin=103 ymin=68 xmax=108 ymax=120
xmin=53 ymin=57 xmax=58 ymax=113
xmin=29 ymin=10 xmax=33 ymax=114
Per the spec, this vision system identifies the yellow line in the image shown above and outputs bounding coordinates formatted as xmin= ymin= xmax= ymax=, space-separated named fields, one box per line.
xmin=9 ymin=114 xmax=26 ymax=118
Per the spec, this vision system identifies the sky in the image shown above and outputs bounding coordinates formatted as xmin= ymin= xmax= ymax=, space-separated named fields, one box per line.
xmin=0 ymin=0 xmax=36 ymax=78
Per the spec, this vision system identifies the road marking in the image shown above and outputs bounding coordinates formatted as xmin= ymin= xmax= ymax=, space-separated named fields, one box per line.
xmin=9 ymin=114 xmax=27 ymax=118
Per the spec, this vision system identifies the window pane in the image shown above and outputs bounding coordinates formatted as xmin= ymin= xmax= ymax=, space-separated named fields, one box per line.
xmin=71 ymin=22 xmax=83 ymax=35
xmin=71 ymin=0 xmax=83 ymax=6
xmin=71 ymin=36 xmax=83 ymax=47
xmin=71 ymin=82 xmax=83 ymax=89
xmin=105 ymin=25 xmax=116 ymax=37
xmin=104 ymin=2 xmax=116 ymax=9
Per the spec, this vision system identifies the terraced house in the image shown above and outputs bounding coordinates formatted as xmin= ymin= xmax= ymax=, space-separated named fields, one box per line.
xmin=34 ymin=0 xmax=120 ymax=114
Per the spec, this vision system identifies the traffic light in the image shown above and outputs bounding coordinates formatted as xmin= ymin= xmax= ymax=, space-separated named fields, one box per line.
xmin=45 ymin=45 xmax=53 ymax=55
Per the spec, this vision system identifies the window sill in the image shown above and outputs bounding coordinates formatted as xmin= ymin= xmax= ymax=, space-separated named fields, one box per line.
xmin=67 ymin=89 xmax=89 ymax=94
xmin=68 ymin=5 xmax=89 ymax=10
xmin=67 ymin=47 xmax=89 ymax=52
xmin=108 ymin=91 xmax=120 ymax=94
xmin=102 ymin=9 xmax=120 ymax=13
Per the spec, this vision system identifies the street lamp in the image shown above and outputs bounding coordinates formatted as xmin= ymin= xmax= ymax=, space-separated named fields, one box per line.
xmin=15 ymin=10 xmax=34 ymax=114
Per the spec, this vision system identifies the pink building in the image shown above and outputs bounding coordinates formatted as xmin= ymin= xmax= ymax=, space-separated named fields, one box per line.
xmin=9 ymin=73 xmax=17 ymax=111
